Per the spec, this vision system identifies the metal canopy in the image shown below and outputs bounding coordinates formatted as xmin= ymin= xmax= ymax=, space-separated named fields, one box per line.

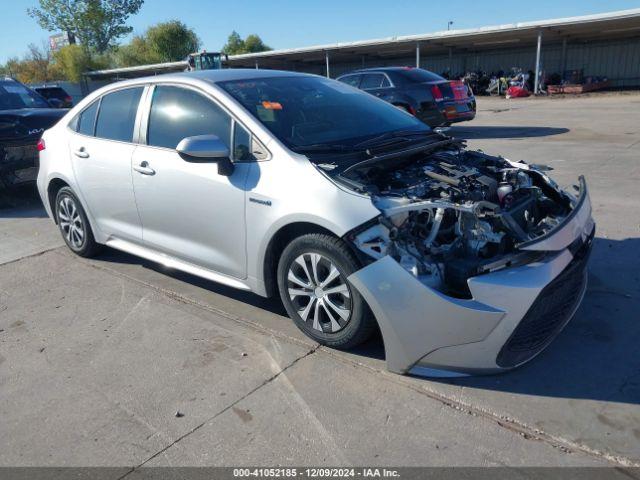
xmin=226 ymin=9 xmax=640 ymax=69
xmin=84 ymin=9 xmax=640 ymax=80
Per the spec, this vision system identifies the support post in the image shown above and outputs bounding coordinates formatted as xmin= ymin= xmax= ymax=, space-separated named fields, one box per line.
xmin=416 ymin=43 xmax=420 ymax=68
xmin=325 ymin=51 xmax=330 ymax=78
xmin=534 ymin=30 xmax=543 ymax=94
xmin=255 ymin=60 xmax=259 ymax=69
xmin=448 ymin=47 xmax=453 ymax=76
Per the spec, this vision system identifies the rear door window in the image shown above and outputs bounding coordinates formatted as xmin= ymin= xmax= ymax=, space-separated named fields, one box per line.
xmin=338 ymin=75 xmax=362 ymax=88
xmin=76 ymin=100 xmax=99 ymax=136
xmin=146 ymin=85 xmax=231 ymax=150
xmin=94 ymin=87 xmax=144 ymax=142
xmin=360 ymin=74 xmax=386 ymax=90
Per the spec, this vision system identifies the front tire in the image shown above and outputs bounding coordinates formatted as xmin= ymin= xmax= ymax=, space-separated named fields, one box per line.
xmin=277 ymin=234 xmax=376 ymax=349
xmin=55 ymin=186 xmax=101 ymax=258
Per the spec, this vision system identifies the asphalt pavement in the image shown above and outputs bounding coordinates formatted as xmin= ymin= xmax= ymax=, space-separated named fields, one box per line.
xmin=1 ymin=93 xmax=638 ymax=471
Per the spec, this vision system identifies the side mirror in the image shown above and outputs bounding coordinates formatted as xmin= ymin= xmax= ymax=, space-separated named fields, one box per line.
xmin=176 ymin=134 xmax=234 ymax=176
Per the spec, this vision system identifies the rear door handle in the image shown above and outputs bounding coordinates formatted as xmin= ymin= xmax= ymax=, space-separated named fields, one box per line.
xmin=74 ymin=148 xmax=89 ymax=158
xmin=133 ymin=161 xmax=155 ymax=176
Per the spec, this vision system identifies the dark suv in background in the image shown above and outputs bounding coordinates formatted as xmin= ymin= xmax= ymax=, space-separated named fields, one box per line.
xmin=337 ymin=67 xmax=476 ymax=128
xmin=0 ymin=78 xmax=67 ymax=189
xmin=32 ymin=85 xmax=73 ymax=108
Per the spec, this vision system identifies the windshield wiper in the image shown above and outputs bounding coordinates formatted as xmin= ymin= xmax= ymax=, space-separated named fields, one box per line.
xmin=354 ymin=129 xmax=434 ymax=149
xmin=291 ymin=143 xmax=364 ymax=153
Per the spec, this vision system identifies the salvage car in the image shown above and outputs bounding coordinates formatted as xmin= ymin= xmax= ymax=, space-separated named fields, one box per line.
xmin=37 ymin=70 xmax=594 ymax=376
xmin=337 ymin=67 xmax=476 ymax=128
xmin=32 ymin=84 xmax=74 ymax=108
xmin=1 ymin=78 xmax=67 ymax=188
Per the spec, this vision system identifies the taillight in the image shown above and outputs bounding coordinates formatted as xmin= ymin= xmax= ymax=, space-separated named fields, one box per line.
xmin=431 ymin=84 xmax=444 ymax=102
xmin=450 ymin=80 xmax=468 ymax=100
xmin=37 ymin=138 xmax=46 ymax=151
xmin=64 ymin=96 xmax=72 ymax=103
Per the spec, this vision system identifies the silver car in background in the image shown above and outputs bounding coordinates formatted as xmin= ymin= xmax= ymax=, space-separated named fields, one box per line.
xmin=37 ymin=70 xmax=595 ymax=377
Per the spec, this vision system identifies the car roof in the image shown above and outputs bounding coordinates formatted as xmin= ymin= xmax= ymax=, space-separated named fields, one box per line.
xmin=347 ymin=67 xmax=419 ymax=74
xmin=143 ymin=69 xmax=316 ymax=85
xmin=89 ymin=69 xmax=321 ymax=96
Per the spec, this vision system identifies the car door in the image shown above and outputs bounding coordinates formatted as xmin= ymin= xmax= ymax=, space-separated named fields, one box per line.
xmin=360 ymin=73 xmax=394 ymax=101
xmin=131 ymin=84 xmax=250 ymax=278
xmin=68 ymin=86 xmax=144 ymax=243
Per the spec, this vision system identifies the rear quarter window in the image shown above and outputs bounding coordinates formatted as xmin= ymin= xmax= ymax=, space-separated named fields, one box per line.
xmin=74 ymin=100 xmax=99 ymax=136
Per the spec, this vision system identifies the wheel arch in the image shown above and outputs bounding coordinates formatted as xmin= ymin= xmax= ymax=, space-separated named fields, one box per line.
xmin=262 ymin=222 xmax=337 ymax=298
xmin=46 ymin=177 xmax=100 ymax=243
xmin=47 ymin=177 xmax=71 ymax=224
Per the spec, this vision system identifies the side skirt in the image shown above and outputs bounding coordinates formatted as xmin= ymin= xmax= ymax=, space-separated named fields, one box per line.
xmin=105 ymin=237 xmax=252 ymax=291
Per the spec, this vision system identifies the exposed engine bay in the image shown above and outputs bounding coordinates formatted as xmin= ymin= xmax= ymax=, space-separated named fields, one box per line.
xmin=338 ymin=143 xmax=576 ymax=297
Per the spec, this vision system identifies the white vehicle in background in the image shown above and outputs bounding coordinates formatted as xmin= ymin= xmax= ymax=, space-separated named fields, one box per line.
xmin=37 ymin=69 xmax=594 ymax=376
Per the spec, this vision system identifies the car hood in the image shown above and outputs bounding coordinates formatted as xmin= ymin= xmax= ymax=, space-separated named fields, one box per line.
xmin=0 ymin=108 xmax=68 ymax=142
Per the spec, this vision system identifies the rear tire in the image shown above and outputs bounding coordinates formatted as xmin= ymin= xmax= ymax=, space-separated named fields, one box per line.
xmin=277 ymin=234 xmax=376 ymax=349
xmin=55 ymin=186 xmax=101 ymax=258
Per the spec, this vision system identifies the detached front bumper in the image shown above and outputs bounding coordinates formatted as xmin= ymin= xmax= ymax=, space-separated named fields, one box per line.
xmin=348 ymin=178 xmax=594 ymax=377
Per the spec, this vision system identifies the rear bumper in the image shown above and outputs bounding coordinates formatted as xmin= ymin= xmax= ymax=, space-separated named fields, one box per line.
xmin=418 ymin=99 xmax=476 ymax=127
xmin=347 ymin=180 xmax=594 ymax=377
xmin=440 ymin=98 xmax=476 ymax=124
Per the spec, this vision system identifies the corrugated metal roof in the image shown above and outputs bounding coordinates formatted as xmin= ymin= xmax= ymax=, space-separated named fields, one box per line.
xmin=227 ymin=8 xmax=640 ymax=60
xmin=85 ymin=8 xmax=640 ymax=77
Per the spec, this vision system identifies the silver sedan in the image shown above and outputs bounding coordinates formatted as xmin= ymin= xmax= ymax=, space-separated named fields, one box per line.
xmin=37 ymin=69 xmax=595 ymax=377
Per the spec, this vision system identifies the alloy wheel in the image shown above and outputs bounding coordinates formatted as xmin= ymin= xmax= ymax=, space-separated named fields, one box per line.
xmin=58 ymin=196 xmax=84 ymax=249
xmin=287 ymin=253 xmax=352 ymax=333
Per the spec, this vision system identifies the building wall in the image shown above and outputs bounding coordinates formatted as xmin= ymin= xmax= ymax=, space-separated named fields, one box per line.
xmin=303 ymin=37 xmax=640 ymax=87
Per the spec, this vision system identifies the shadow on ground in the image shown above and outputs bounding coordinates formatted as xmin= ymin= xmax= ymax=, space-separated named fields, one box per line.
xmin=96 ymin=235 xmax=639 ymax=405
xmin=450 ymin=125 xmax=569 ymax=140
xmin=437 ymin=236 xmax=640 ymax=405
xmin=7 ymin=186 xmax=637 ymax=405
xmin=0 ymin=186 xmax=47 ymax=218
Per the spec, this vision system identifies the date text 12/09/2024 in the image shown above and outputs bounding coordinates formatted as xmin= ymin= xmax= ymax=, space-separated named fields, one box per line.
xmin=233 ymin=468 xmax=400 ymax=478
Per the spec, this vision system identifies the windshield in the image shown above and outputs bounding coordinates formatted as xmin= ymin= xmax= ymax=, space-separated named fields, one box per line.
xmin=0 ymin=80 xmax=50 ymax=110
xmin=218 ymin=76 xmax=429 ymax=150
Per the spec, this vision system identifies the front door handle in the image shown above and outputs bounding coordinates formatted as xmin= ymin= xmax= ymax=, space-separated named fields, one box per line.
xmin=133 ymin=161 xmax=155 ymax=176
xmin=74 ymin=148 xmax=89 ymax=158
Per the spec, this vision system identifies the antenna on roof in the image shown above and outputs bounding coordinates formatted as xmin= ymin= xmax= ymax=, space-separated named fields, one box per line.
xmin=447 ymin=21 xmax=454 ymax=30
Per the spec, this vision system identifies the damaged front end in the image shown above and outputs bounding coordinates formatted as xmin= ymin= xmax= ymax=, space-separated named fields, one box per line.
xmin=335 ymin=139 xmax=595 ymax=376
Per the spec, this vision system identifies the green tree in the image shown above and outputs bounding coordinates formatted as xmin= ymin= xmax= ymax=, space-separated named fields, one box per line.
xmin=222 ymin=31 xmax=245 ymax=55
xmin=53 ymin=44 xmax=111 ymax=82
xmin=28 ymin=0 xmax=144 ymax=53
xmin=223 ymin=31 xmax=271 ymax=55
xmin=243 ymin=34 xmax=270 ymax=54
xmin=115 ymin=20 xmax=200 ymax=67
xmin=114 ymin=35 xmax=152 ymax=67
xmin=0 ymin=43 xmax=60 ymax=84
xmin=145 ymin=20 xmax=200 ymax=62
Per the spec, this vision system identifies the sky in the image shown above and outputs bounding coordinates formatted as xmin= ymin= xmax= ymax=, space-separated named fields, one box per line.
xmin=2 ymin=0 xmax=639 ymax=63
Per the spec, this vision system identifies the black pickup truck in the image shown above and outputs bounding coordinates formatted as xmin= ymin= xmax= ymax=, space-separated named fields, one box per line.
xmin=0 ymin=78 xmax=67 ymax=189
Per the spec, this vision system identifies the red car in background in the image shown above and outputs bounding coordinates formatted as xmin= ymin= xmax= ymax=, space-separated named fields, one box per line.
xmin=337 ymin=67 xmax=476 ymax=128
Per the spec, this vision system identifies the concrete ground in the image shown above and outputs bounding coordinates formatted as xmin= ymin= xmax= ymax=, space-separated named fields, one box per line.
xmin=0 ymin=94 xmax=638 ymax=471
